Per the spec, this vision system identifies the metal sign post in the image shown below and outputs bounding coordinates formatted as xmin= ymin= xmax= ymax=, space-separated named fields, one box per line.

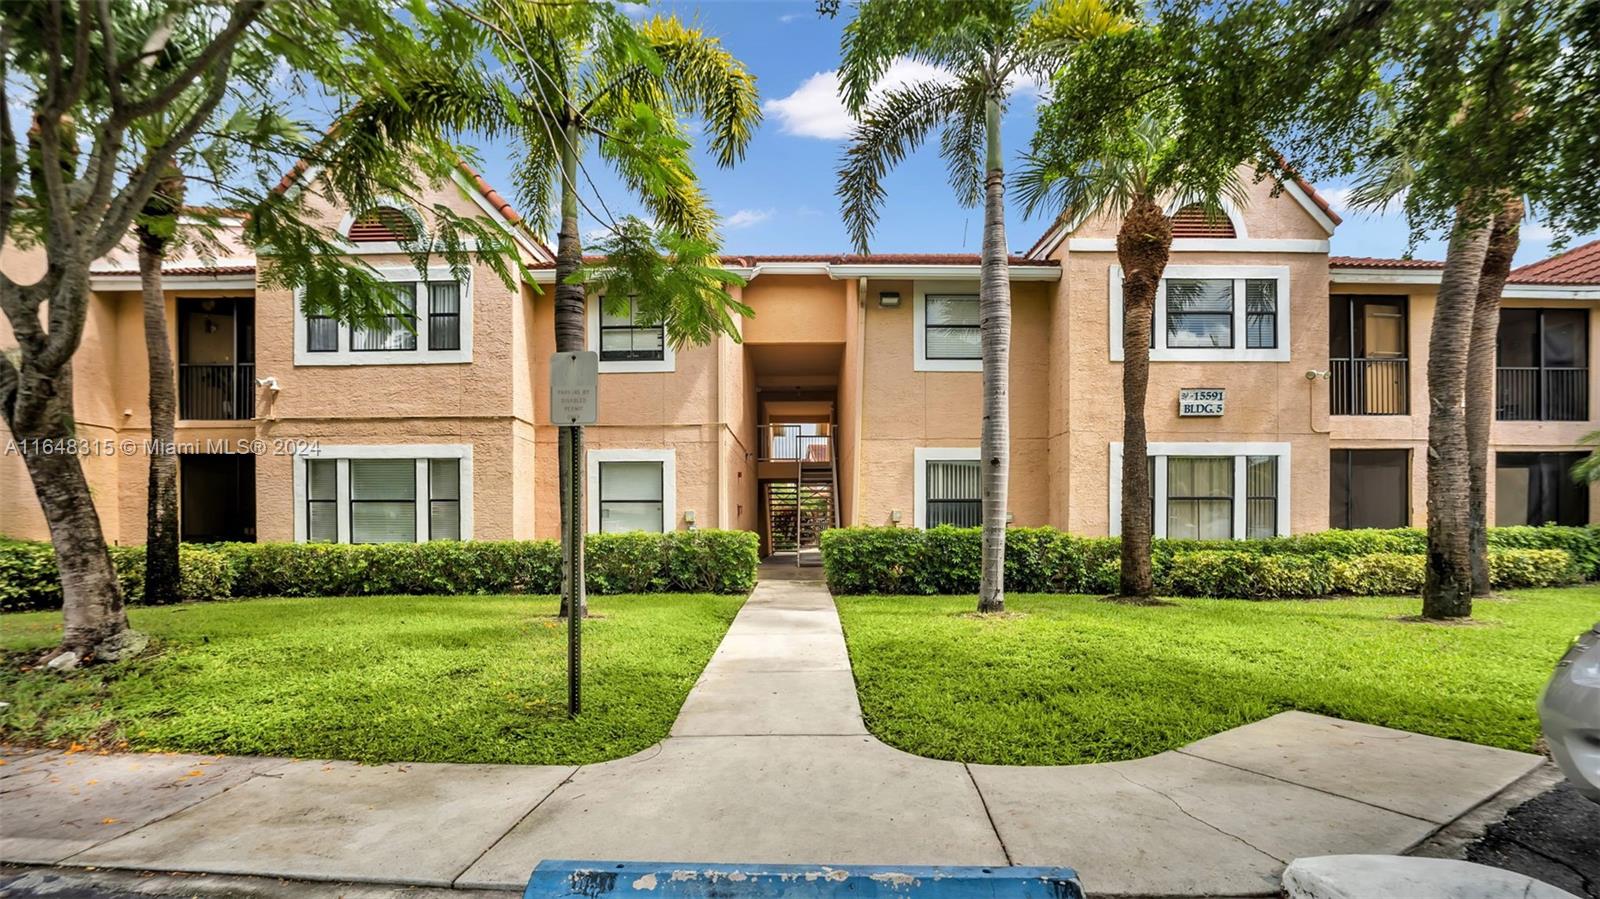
xmin=550 ymin=352 xmax=598 ymax=717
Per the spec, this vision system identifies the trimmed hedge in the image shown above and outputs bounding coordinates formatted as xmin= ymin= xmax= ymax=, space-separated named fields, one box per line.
xmin=0 ymin=530 xmax=759 ymax=612
xmin=820 ymin=526 xmax=1592 ymax=598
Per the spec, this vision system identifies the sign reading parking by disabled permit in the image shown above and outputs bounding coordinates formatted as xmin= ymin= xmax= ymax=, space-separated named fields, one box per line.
xmin=1178 ymin=387 xmax=1225 ymax=417
xmin=550 ymin=351 xmax=598 ymax=425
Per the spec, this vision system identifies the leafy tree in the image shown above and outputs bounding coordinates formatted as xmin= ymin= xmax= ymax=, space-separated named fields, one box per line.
xmin=834 ymin=0 xmax=1126 ymax=613
xmin=352 ymin=0 xmax=760 ymax=616
xmin=1019 ymin=61 xmax=1246 ymax=599
xmin=1 ymin=0 xmax=521 ymax=661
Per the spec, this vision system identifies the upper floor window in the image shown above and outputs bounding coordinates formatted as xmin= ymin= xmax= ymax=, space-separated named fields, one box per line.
xmin=295 ymin=266 xmax=472 ymax=366
xmin=599 ymin=297 xmax=665 ymax=362
xmin=914 ymin=283 xmax=983 ymax=372
xmin=1497 ymin=308 xmax=1589 ymax=422
xmin=1110 ymin=265 xmax=1290 ymax=363
xmin=589 ymin=297 xmax=676 ymax=373
xmin=1329 ymin=295 xmax=1408 ymax=415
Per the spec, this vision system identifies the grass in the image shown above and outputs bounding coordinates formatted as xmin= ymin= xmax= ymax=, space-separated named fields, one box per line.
xmin=835 ymin=588 xmax=1600 ymax=766
xmin=0 ymin=593 xmax=744 ymax=765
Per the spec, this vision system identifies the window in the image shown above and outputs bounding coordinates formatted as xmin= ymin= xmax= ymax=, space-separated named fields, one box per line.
xmin=1245 ymin=281 xmax=1277 ymax=350
xmin=349 ymin=459 xmax=417 ymax=543
xmin=1110 ymin=265 xmax=1289 ymax=362
xmin=1330 ymin=295 xmax=1408 ymax=415
xmin=1245 ymin=455 xmax=1278 ymax=538
xmin=924 ymin=295 xmax=980 ymax=360
xmin=306 ymin=459 xmax=337 ymax=542
xmin=352 ymin=282 xmax=417 ymax=352
xmin=1330 ymin=449 xmax=1410 ymax=529
xmin=427 ymin=283 xmax=462 ymax=351
xmin=294 ymin=446 xmax=472 ymax=543
xmin=429 ymin=459 xmax=461 ymax=539
xmin=1495 ymin=452 xmax=1589 ymax=526
xmin=598 ymin=461 xmax=665 ymax=532
xmin=1165 ymin=280 xmax=1233 ymax=349
xmin=599 ymin=296 xmax=665 ymax=362
xmin=1110 ymin=442 xmax=1289 ymax=539
xmin=1166 ymin=456 xmax=1233 ymax=539
xmin=925 ymin=460 xmax=981 ymax=527
xmin=1497 ymin=309 xmax=1588 ymax=421
xmin=294 ymin=267 xmax=472 ymax=365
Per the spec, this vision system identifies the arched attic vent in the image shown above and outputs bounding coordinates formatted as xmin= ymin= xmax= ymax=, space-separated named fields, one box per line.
xmin=346 ymin=205 xmax=420 ymax=243
xmin=1170 ymin=203 xmax=1237 ymax=239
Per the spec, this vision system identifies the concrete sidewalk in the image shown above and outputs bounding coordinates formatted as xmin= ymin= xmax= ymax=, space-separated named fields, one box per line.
xmin=1 ymin=579 xmax=1545 ymax=897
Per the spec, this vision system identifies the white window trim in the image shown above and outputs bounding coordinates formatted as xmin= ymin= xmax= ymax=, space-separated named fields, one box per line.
xmin=587 ymin=448 xmax=677 ymax=534
xmin=294 ymin=264 xmax=473 ymax=365
xmin=1108 ymin=441 xmax=1291 ymax=539
xmin=914 ymin=281 xmax=983 ymax=372
xmin=1109 ymin=264 xmax=1290 ymax=363
xmin=588 ymin=296 xmax=675 ymax=373
xmin=292 ymin=443 xmax=474 ymax=543
xmin=913 ymin=446 xmax=981 ymax=529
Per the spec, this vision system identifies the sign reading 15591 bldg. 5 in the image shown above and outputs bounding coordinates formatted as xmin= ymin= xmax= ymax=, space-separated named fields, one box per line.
xmin=1178 ymin=388 xmax=1225 ymax=417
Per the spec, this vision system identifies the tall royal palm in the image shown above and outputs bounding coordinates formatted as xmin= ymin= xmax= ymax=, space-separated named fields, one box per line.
xmin=836 ymin=0 xmax=1125 ymax=614
xmin=362 ymin=1 xmax=759 ymax=616
xmin=1019 ymin=100 xmax=1246 ymax=599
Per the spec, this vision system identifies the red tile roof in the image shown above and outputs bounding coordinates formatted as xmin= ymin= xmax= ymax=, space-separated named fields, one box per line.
xmin=95 ymin=264 xmax=257 ymax=277
xmin=1509 ymin=239 xmax=1600 ymax=285
xmin=1272 ymin=152 xmax=1343 ymax=227
xmin=456 ymin=161 xmax=524 ymax=226
xmin=1329 ymin=255 xmax=1444 ymax=269
xmin=537 ymin=253 xmax=1060 ymax=269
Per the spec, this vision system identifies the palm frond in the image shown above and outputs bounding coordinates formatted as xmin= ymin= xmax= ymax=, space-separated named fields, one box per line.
xmin=574 ymin=217 xmax=752 ymax=349
xmin=938 ymin=83 xmax=990 ymax=208
xmin=836 ymin=79 xmax=964 ymax=252
xmin=640 ymin=16 xmax=761 ymax=167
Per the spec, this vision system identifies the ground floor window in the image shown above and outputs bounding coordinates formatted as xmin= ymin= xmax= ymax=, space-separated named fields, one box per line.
xmin=587 ymin=448 xmax=676 ymax=534
xmin=1330 ymin=449 xmax=1410 ymax=529
xmin=294 ymin=446 xmax=472 ymax=543
xmin=180 ymin=453 xmax=256 ymax=542
xmin=1111 ymin=442 xmax=1290 ymax=539
xmin=914 ymin=447 xmax=981 ymax=528
xmin=1495 ymin=451 xmax=1589 ymax=526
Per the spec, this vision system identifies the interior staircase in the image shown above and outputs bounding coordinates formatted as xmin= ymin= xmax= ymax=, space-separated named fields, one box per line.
xmin=763 ymin=423 xmax=839 ymax=566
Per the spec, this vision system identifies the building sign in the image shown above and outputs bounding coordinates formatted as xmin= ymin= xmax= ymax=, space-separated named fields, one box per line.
xmin=549 ymin=351 xmax=599 ymax=425
xmin=1178 ymin=388 xmax=1225 ymax=417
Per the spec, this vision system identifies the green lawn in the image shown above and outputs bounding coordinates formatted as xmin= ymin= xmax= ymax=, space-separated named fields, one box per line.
xmin=0 ymin=593 xmax=744 ymax=765
xmin=836 ymin=588 xmax=1600 ymax=766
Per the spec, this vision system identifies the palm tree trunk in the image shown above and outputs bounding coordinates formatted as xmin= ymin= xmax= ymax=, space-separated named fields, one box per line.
xmin=555 ymin=122 xmax=587 ymax=619
xmin=1116 ymin=195 xmax=1171 ymax=599
xmin=976 ymin=96 xmax=1010 ymax=615
xmin=139 ymin=243 xmax=180 ymax=603
xmin=1465 ymin=196 xmax=1524 ymax=596
xmin=1424 ymin=208 xmax=1493 ymax=619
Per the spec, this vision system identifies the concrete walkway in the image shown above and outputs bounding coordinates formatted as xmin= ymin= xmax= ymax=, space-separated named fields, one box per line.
xmin=1 ymin=579 xmax=1545 ymax=897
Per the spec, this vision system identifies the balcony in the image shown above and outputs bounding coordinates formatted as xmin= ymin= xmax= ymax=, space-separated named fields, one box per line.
xmin=179 ymin=362 xmax=255 ymax=420
xmin=761 ymin=422 xmax=833 ymax=463
xmin=1330 ymin=358 xmax=1409 ymax=415
xmin=1496 ymin=366 xmax=1588 ymax=421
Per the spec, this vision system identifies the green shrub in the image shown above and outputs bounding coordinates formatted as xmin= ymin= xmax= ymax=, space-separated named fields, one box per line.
xmin=0 ymin=531 xmax=756 ymax=610
xmin=1162 ymin=551 xmax=1336 ymax=599
xmin=1490 ymin=548 xmax=1580 ymax=589
xmin=819 ymin=526 xmax=1587 ymax=598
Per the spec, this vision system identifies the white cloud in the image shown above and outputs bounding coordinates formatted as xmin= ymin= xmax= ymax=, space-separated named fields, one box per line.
xmin=1319 ymin=184 xmax=1406 ymax=217
xmin=725 ymin=208 xmax=775 ymax=229
xmin=617 ymin=2 xmax=650 ymax=19
xmin=763 ymin=58 xmax=955 ymax=140
xmin=779 ymin=12 xmax=806 ymax=23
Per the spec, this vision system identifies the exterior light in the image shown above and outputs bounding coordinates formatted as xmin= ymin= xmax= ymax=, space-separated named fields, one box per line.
xmin=683 ymin=509 xmax=696 ymax=524
xmin=890 ymin=509 xmax=902 ymax=524
xmin=878 ymin=291 xmax=901 ymax=308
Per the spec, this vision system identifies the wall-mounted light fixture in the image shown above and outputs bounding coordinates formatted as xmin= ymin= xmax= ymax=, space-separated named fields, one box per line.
xmin=890 ymin=509 xmax=902 ymax=524
xmin=683 ymin=509 xmax=696 ymax=530
xmin=878 ymin=291 xmax=901 ymax=308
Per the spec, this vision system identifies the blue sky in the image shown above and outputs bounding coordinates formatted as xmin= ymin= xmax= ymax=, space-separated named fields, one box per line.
xmin=470 ymin=1 xmax=1587 ymax=266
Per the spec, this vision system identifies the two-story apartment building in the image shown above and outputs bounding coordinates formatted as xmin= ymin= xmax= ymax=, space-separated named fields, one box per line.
xmin=3 ymin=165 xmax=1597 ymax=554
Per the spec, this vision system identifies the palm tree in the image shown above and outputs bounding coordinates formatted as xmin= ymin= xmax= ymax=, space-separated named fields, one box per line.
xmin=1465 ymin=196 xmax=1524 ymax=595
xmin=356 ymin=0 xmax=759 ymax=617
xmin=135 ymin=165 xmax=186 ymax=604
xmin=1018 ymin=102 xmax=1246 ymax=599
xmin=835 ymin=0 xmax=1126 ymax=614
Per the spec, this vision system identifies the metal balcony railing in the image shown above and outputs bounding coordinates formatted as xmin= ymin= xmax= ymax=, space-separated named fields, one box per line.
xmin=1497 ymin=367 xmax=1588 ymax=421
xmin=1330 ymin=357 xmax=1409 ymax=415
xmin=179 ymin=363 xmax=254 ymax=420
xmin=762 ymin=423 xmax=833 ymax=462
